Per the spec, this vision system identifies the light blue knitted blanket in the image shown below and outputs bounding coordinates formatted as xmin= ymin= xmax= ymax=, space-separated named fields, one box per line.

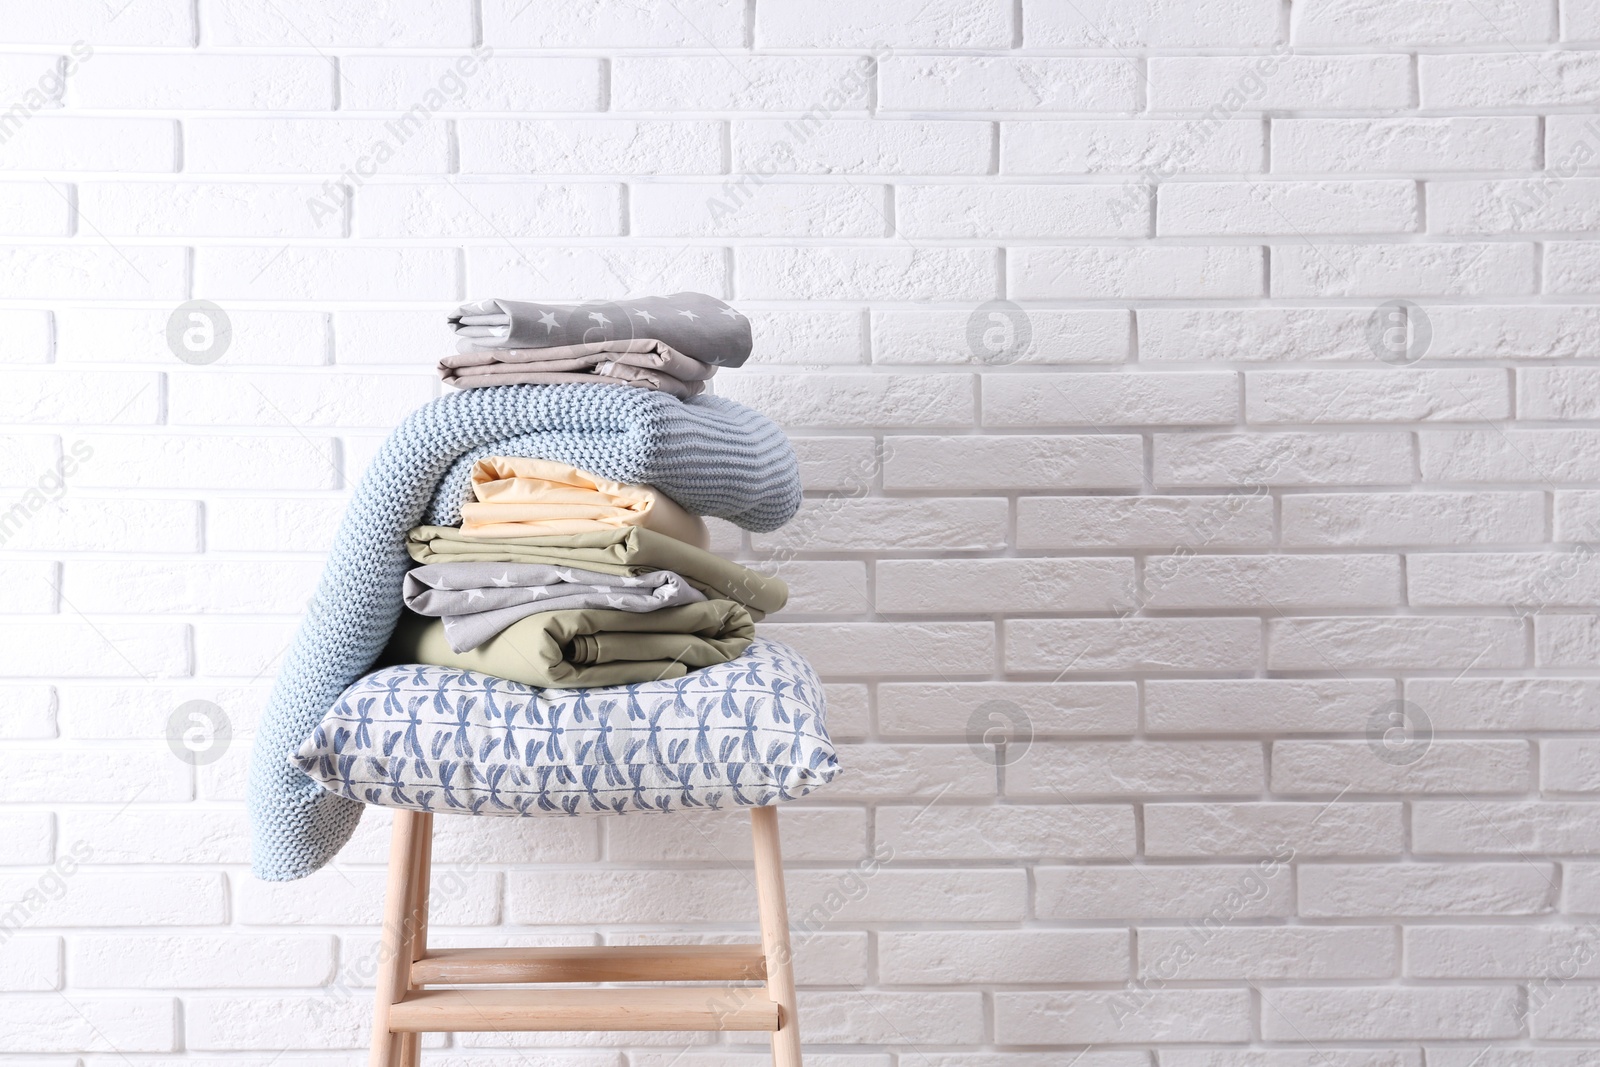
xmin=248 ymin=384 xmax=801 ymax=881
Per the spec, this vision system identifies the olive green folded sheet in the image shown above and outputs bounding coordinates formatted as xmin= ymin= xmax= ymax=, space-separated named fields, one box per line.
xmin=382 ymin=600 xmax=756 ymax=689
xmin=405 ymin=524 xmax=787 ymax=619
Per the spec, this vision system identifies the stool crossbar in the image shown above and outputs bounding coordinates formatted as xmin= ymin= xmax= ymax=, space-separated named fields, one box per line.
xmin=368 ymin=807 xmax=804 ymax=1067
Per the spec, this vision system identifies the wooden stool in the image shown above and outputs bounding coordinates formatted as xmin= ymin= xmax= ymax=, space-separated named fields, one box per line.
xmin=368 ymin=807 xmax=803 ymax=1067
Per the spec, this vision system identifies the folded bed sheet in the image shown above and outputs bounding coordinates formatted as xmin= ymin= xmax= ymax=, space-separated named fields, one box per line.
xmin=449 ymin=293 xmax=752 ymax=368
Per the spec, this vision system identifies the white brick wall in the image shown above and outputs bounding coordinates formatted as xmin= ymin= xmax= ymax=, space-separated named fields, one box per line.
xmin=1 ymin=0 xmax=1598 ymax=1061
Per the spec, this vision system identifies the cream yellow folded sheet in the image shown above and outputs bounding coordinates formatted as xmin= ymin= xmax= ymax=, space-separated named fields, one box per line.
xmin=460 ymin=456 xmax=710 ymax=549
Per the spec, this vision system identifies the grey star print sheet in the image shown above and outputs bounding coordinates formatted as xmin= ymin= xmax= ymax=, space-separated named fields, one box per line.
xmin=448 ymin=292 xmax=753 ymax=367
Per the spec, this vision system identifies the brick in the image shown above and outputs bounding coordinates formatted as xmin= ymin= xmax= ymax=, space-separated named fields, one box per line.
xmin=1294 ymin=0 xmax=1552 ymax=43
xmin=1002 ymin=120 xmax=1264 ymax=175
xmin=900 ymin=184 xmax=1145 ymax=239
xmin=1406 ymin=925 xmax=1600 ymax=978
xmin=873 ymin=308 xmax=1130 ymax=365
xmin=59 ymin=307 xmax=328 ymax=367
xmin=1160 ymin=180 xmax=1417 ymax=235
xmin=331 ymin=310 xmax=437 ymax=366
xmin=1415 ymin=801 xmax=1600 ymax=854
xmin=1144 ymin=553 xmax=1400 ymax=609
xmin=0 ymin=747 xmax=189 ymax=802
xmin=751 ymin=311 xmax=866 ymax=366
xmin=790 ymin=437 xmax=875 ymax=491
xmin=1410 ymin=551 xmax=1600 ymax=608
xmin=1247 ymin=368 xmax=1509 ymax=423
xmin=55 ymin=683 xmax=265 ymax=742
xmin=186 ymin=118 xmax=450 ymax=173
xmin=1299 ymin=862 xmax=1556 ymax=916
xmin=1150 ymin=55 xmax=1412 ymax=111
xmin=1168 ymin=1052 xmax=1417 ymax=1067
xmin=1432 ymin=178 xmax=1600 ymax=234
xmin=467 ymin=246 xmax=725 ymax=301
xmin=880 ymin=929 xmax=1129 ymax=984
xmin=996 ymin=989 xmax=1251 ymax=1044
xmin=877 ymin=681 xmax=1138 ymax=737
xmin=0 ymin=997 xmax=176 ymax=1052
xmin=799 ymin=990 xmax=985 ymax=1045
xmin=1154 ymin=431 xmax=1414 ymax=487
xmin=1274 ymin=117 xmax=1540 ymax=172
xmin=758 ymin=560 xmax=868 ymax=614
xmin=186 ymin=994 xmax=369 ymax=1050
xmin=0 ymin=309 xmax=48 ymax=362
xmin=1539 ymin=616 xmax=1600 ymax=666
xmin=984 ymin=372 xmax=1236 ymax=427
xmin=1532 ymin=985 xmax=1600 ymax=1039
xmin=1559 ymin=490 xmax=1600 ymax=540
xmin=758 ymin=497 xmax=1005 ymax=553
xmin=1546 ymin=241 xmax=1600 ymax=293
xmin=1427 ymin=307 xmax=1600 ymax=361
xmin=615 ymin=56 xmax=870 ymax=111
xmin=1007 ymin=741 xmax=1263 ymax=796
xmin=69 ymin=935 xmax=334 ymax=988
xmin=169 ymin=372 xmax=434 ymax=429
xmin=878 ymin=558 xmax=1133 ymax=613
xmin=822 ymin=744 xmax=995 ymax=799
xmin=0 ymin=181 xmax=67 ymax=235
xmin=74 ymin=54 xmax=332 ymax=110
xmin=1273 ymin=740 xmax=1533 ymax=793
xmin=0 ymin=560 xmax=56 ymax=613
xmin=0 ymin=370 xmax=159 ymax=425
xmin=1273 ymin=242 xmax=1535 ymax=297
xmin=1139 ymin=307 xmax=1373 ymax=362
xmin=876 ymin=804 xmax=1135 ymax=860
xmin=1036 ymin=863 xmax=1294 ymax=920
xmin=1145 ymin=802 xmax=1402 ymax=857
xmin=357 ymin=181 xmax=619 ymax=238
xmin=206 ymin=498 xmax=343 ymax=552
xmin=1026 ymin=0 xmax=1282 ymax=47
xmin=0 ymin=812 xmax=52 ymax=863
xmin=740 ymin=246 xmax=995 ymax=301
xmin=1260 ymin=987 xmax=1519 ymax=1040
xmin=0 ymin=685 xmax=55 ymax=739
xmin=1139 ymin=926 xmax=1397 ymax=979
xmin=460 ymin=119 xmax=721 ymax=175
xmin=733 ymin=119 xmax=992 ymax=175
xmin=74 ymin=435 xmax=340 ymax=490
xmin=0 ymin=434 xmax=60 ymax=484
xmin=1567 ymin=864 xmax=1600 ymax=912
xmin=1408 ymin=678 xmax=1600 ymax=731
xmin=633 ymin=181 xmax=884 ymax=239
xmin=1549 ymin=114 xmax=1600 ymax=163
xmin=1522 ymin=368 xmax=1600 ymax=420
xmin=63 ymin=560 xmax=321 ymax=615
xmin=1283 ymin=491 xmax=1544 ymax=546
xmin=7 ymin=4 xmax=190 ymax=44
xmin=719 ymin=374 xmax=972 ymax=428
xmin=0 ymin=117 xmax=177 ymax=171
xmin=206 ymin=0 xmax=473 ymax=45
xmin=485 ymin=0 xmax=744 ymax=47
xmin=0 ymin=246 xmax=184 ymax=301
xmin=1146 ymin=679 xmax=1396 ymax=733
xmin=1422 ymin=430 xmax=1600 ymax=483
xmin=0 ymin=935 xmax=58 ymax=990
xmin=886 ymin=435 xmax=1142 ymax=491
xmin=0 ymin=622 xmax=188 ymax=679
xmin=1010 ymin=245 xmax=1262 ymax=299
xmin=195 ymin=246 xmax=455 ymax=302
xmin=60 ymin=808 xmax=247 ymax=863
xmin=240 ymin=868 xmax=498 ymax=926
xmin=760 ymin=622 xmax=995 ymax=676
xmin=1006 ymin=618 xmax=1262 ymax=673
xmin=1270 ymin=616 xmax=1524 ymax=670
xmin=0 ymin=872 xmax=224 ymax=925
xmin=607 ymin=807 xmax=866 ymax=863
xmin=193 ymin=620 xmax=298 ymax=677
xmin=1019 ymin=495 xmax=1275 ymax=550
xmin=755 ymin=0 xmax=1009 ymax=46
xmin=343 ymin=55 xmax=600 ymax=111
xmin=1423 ymin=52 xmax=1600 ymax=107
xmin=881 ymin=57 xmax=1139 ymax=112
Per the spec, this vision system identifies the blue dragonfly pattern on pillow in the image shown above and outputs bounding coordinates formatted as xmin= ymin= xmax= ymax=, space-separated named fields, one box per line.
xmin=294 ymin=638 xmax=839 ymax=818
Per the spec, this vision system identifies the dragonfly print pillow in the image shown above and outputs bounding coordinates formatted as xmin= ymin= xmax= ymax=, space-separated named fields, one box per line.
xmin=293 ymin=637 xmax=839 ymax=817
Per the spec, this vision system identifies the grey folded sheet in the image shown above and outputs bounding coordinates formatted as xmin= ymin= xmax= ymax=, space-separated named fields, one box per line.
xmin=449 ymin=292 xmax=752 ymax=368
xmin=438 ymin=338 xmax=718 ymax=399
xmin=403 ymin=561 xmax=707 ymax=653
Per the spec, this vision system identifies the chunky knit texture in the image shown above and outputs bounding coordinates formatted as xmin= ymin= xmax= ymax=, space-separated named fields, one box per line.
xmin=247 ymin=384 xmax=801 ymax=881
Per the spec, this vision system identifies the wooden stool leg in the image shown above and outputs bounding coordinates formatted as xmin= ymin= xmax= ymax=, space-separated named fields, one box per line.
xmin=370 ymin=810 xmax=431 ymax=1067
xmin=397 ymin=813 xmax=432 ymax=1067
xmin=751 ymin=806 xmax=802 ymax=1067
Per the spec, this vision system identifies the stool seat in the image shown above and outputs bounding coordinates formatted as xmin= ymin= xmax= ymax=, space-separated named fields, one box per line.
xmin=368 ymin=806 xmax=804 ymax=1066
